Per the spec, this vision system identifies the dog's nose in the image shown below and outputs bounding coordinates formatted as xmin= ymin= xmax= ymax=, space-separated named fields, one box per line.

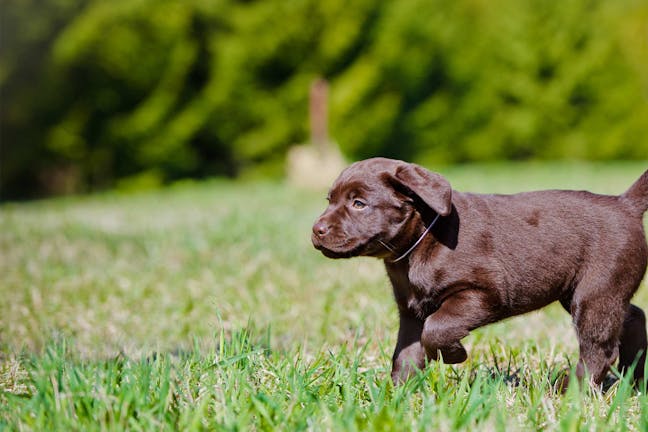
xmin=313 ymin=221 xmax=329 ymax=237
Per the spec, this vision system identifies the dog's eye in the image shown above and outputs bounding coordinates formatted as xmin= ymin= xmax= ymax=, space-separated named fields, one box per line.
xmin=352 ymin=199 xmax=367 ymax=210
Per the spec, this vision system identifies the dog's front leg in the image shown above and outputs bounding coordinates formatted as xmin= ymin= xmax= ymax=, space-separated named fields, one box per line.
xmin=421 ymin=289 xmax=499 ymax=363
xmin=391 ymin=312 xmax=426 ymax=384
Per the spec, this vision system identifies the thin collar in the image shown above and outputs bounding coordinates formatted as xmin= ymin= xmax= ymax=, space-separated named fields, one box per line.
xmin=382 ymin=212 xmax=441 ymax=263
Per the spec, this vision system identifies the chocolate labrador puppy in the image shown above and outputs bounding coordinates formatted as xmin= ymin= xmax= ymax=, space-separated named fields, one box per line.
xmin=312 ymin=158 xmax=648 ymax=386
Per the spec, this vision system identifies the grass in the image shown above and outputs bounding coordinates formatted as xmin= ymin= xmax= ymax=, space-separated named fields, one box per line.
xmin=1 ymin=161 xmax=647 ymax=431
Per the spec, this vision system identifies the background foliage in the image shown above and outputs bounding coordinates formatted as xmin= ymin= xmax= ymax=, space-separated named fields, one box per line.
xmin=2 ymin=0 xmax=648 ymax=199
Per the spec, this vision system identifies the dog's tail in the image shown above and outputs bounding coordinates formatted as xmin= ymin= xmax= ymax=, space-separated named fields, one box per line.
xmin=622 ymin=169 xmax=648 ymax=215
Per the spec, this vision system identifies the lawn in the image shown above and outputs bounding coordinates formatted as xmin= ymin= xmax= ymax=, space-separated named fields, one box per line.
xmin=1 ymin=161 xmax=647 ymax=431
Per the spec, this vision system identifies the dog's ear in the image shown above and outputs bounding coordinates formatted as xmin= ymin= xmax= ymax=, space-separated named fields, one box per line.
xmin=388 ymin=163 xmax=452 ymax=216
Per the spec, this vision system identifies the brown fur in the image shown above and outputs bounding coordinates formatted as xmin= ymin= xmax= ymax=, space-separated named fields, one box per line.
xmin=312 ymin=158 xmax=648 ymax=386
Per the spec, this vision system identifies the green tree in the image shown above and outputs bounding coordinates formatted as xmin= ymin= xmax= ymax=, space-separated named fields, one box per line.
xmin=2 ymin=0 xmax=647 ymax=199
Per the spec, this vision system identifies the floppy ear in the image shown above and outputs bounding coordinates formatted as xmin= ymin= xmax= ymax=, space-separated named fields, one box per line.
xmin=389 ymin=163 xmax=452 ymax=216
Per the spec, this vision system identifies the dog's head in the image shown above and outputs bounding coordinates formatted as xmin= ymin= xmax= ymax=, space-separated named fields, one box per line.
xmin=311 ymin=158 xmax=452 ymax=259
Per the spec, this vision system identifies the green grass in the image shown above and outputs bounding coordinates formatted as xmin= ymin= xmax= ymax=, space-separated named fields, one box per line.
xmin=1 ymin=161 xmax=647 ymax=431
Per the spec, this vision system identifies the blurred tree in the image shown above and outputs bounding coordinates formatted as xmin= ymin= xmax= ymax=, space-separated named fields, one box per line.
xmin=330 ymin=0 xmax=648 ymax=165
xmin=1 ymin=0 xmax=647 ymax=199
xmin=1 ymin=0 xmax=90 ymax=197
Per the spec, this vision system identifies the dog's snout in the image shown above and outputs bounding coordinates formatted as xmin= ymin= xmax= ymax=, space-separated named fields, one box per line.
xmin=313 ymin=220 xmax=329 ymax=237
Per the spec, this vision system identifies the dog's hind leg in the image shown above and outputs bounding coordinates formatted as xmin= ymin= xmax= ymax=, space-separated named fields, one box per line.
xmin=618 ymin=304 xmax=647 ymax=383
xmin=569 ymin=282 xmax=627 ymax=386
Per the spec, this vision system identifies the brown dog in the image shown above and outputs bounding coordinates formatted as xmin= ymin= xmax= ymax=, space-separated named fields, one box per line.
xmin=312 ymin=158 xmax=648 ymax=386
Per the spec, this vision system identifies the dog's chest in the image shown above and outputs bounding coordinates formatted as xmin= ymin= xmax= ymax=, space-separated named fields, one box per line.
xmin=404 ymin=291 xmax=440 ymax=319
xmin=386 ymin=263 xmax=444 ymax=319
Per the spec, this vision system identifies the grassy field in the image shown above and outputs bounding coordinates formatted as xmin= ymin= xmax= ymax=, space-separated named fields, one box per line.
xmin=1 ymin=161 xmax=647 ymax=431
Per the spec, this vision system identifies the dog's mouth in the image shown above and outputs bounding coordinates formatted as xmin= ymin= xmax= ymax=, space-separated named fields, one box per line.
xmin=312 ymin=233 xmax=388 ymax=259
xmin=312 ymin=234 xmax=367 ymax=259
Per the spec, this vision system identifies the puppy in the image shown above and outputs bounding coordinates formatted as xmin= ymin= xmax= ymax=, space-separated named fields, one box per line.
xmin=312 ymin=158 xmax=648 ymax=386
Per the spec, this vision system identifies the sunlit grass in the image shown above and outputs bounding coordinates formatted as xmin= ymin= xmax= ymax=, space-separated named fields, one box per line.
xmin=1 ymin=161 xmax=647 ymax=430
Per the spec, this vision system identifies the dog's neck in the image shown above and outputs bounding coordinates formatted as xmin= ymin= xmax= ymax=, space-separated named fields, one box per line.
xmin=379 ymin=210 xmax=440 ymax=263
xmin=389 ymin=213 xmax=440 ymax=263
